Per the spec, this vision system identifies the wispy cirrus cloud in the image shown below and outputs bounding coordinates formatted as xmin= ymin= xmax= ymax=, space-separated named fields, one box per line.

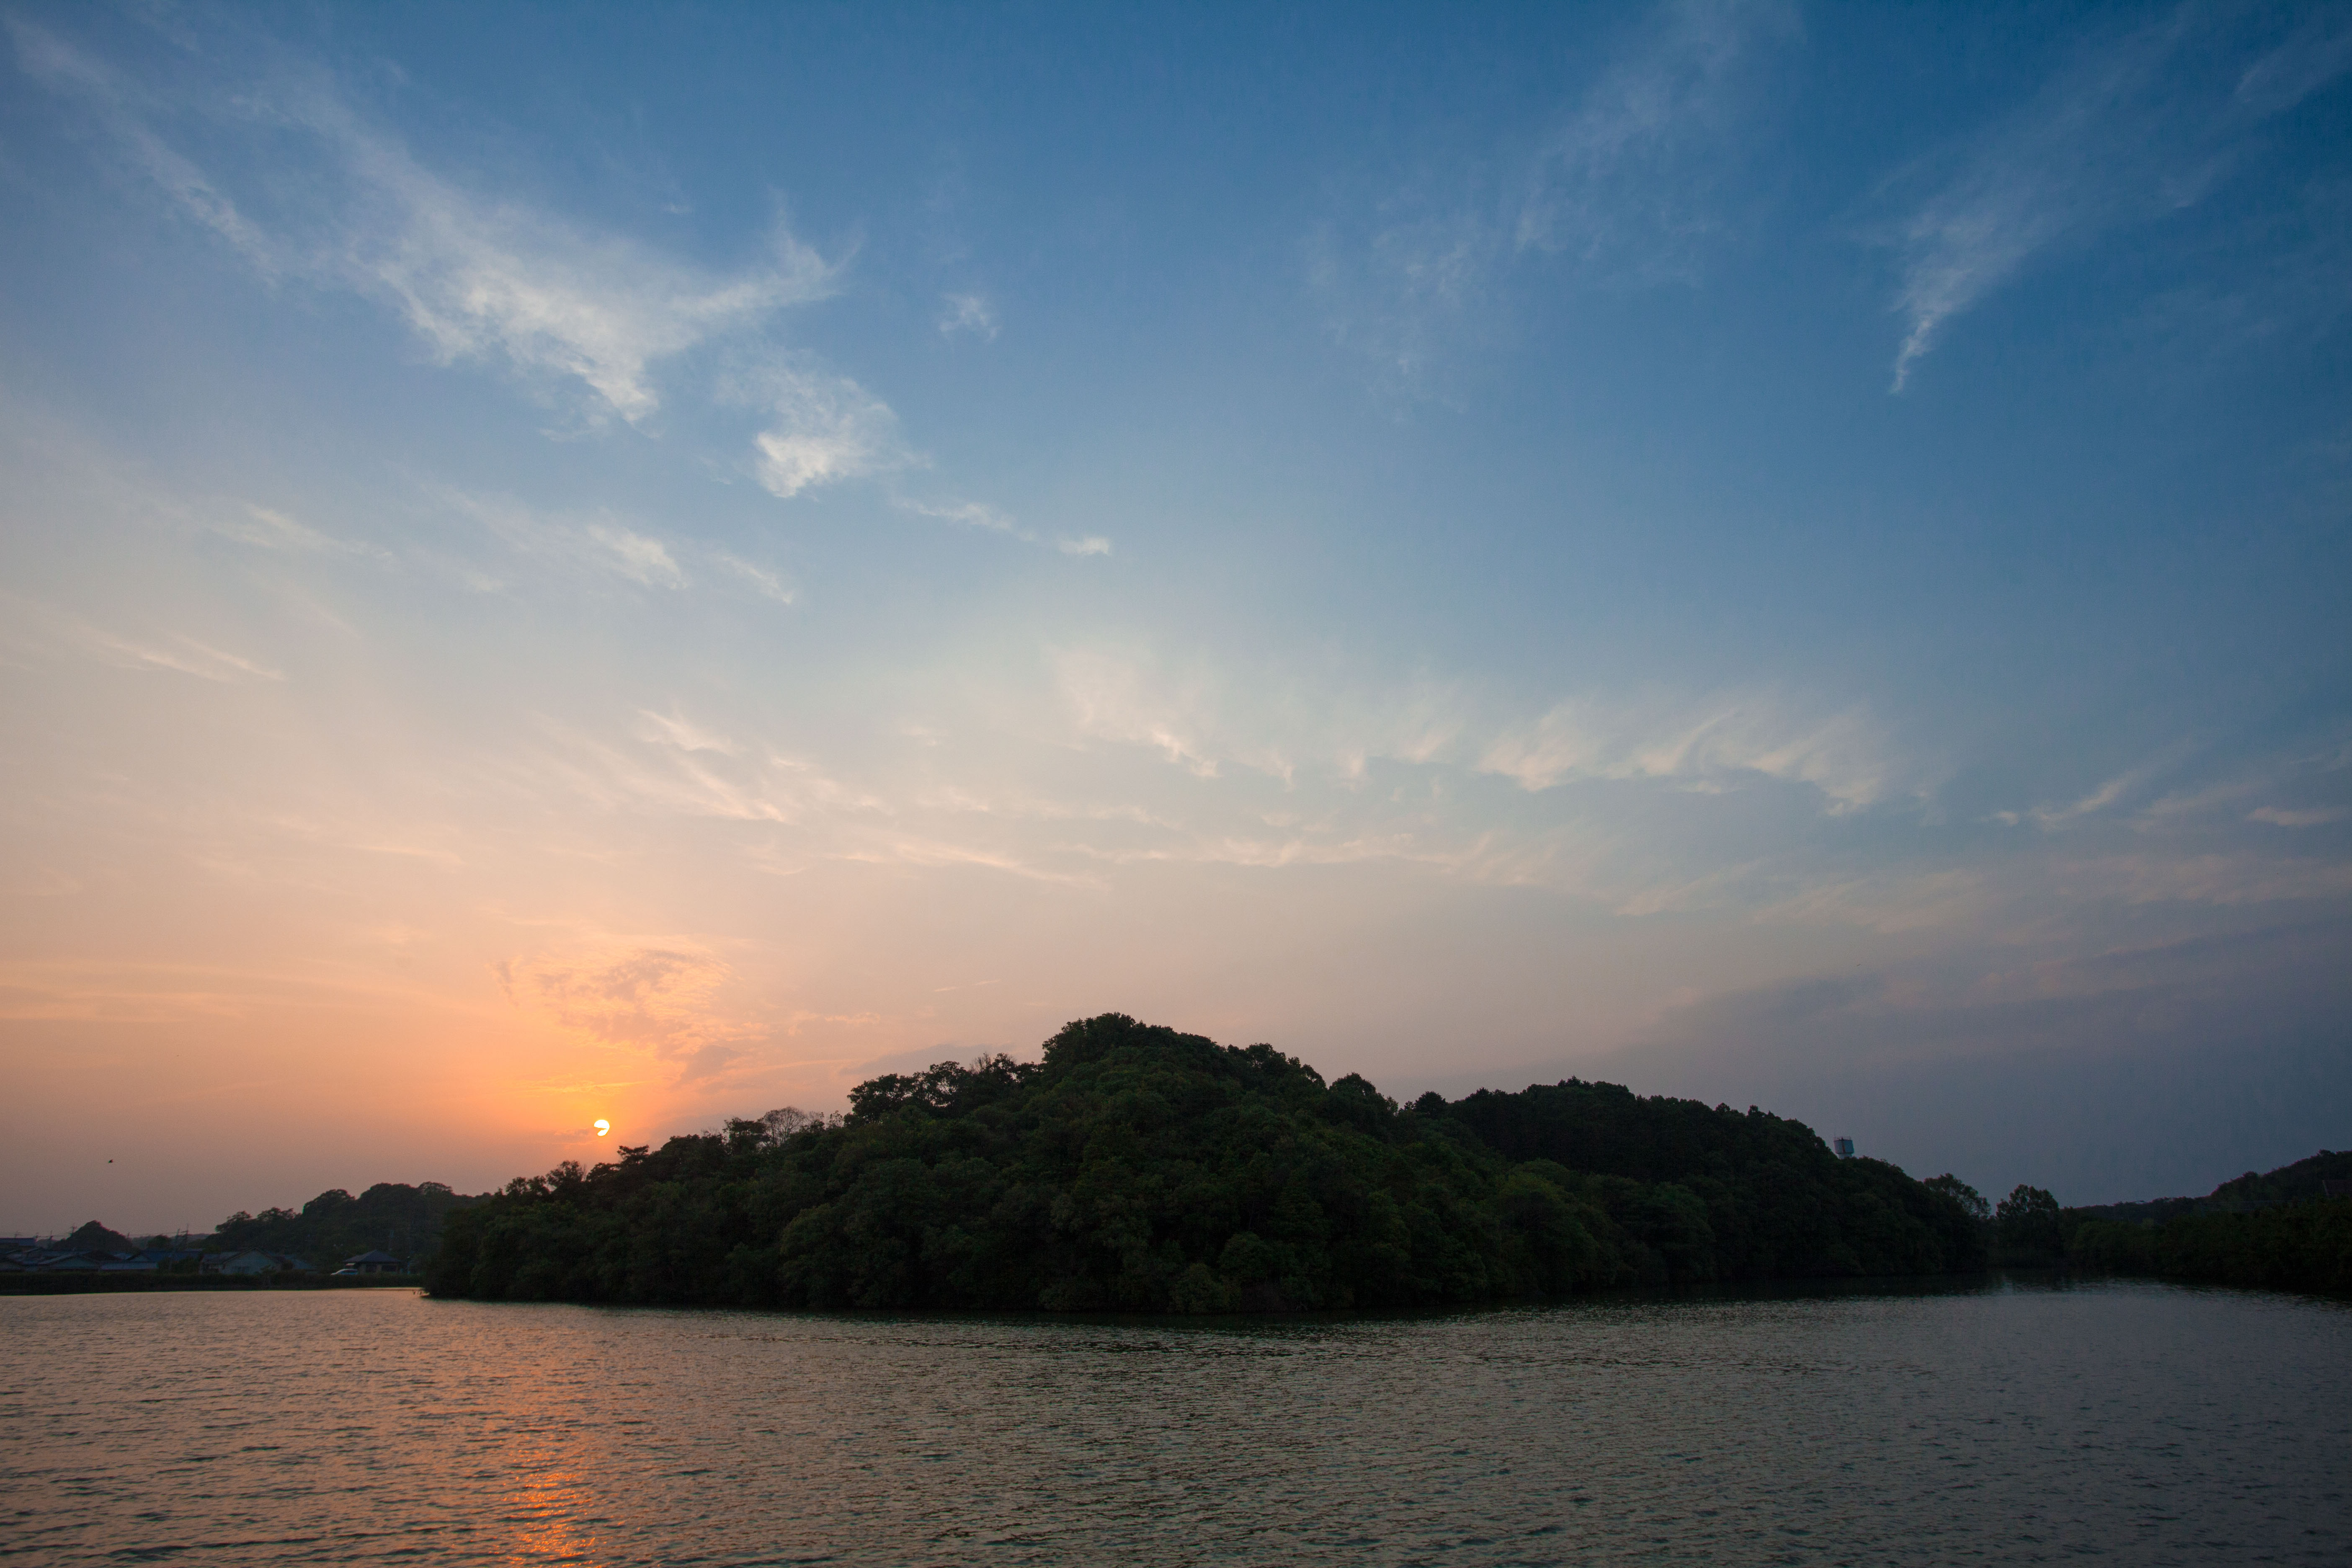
xmin=499 ymin=942 xmax=780 ymax=1085
xmin=712 ymin=552 xmax=798 ymax=606
xmin=895 ymin=495 xmax=1017 ymax=534
xmin=211 ymin=504 xmax=387 ymax=559
xmin=2250 ymin=805 xmax=2348 ymax=829
xmin=892 ymin=495 xmax=1113 ymax=558
xmin=1478 ymin=694 xmax=1897 ymax=810
xmin=1514 ymin=0 xmax=1798 ymax=273
xmin=1052 ymin=645 xmax=1904 ymax=816
xmin=0 ymin=593 xmax=285 ymax=684
xmin=11 ymin=10 xmax=1048 ymax=561
xmin=8 ymin=16 xmax=837 ymax=425
xmin=1313 ymin=0 xmax=1797 ymax=392
xmin=937 ymin=292 xmax=999 ymax=340
xmin=742 ymin=361 xmax=909 ymax=499
xmin=443 ymin=492 xmax=688 ymax=590
xmin=1883 ymin=5 xmax=2352 ymax=389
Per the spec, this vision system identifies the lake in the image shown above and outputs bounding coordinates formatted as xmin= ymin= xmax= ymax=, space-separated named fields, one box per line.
xmin=1 ymin=1276 xmax=2344 ymax=1565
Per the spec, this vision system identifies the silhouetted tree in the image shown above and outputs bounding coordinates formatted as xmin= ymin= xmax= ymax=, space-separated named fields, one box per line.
xmin=1925 ymin=1174 xmax=1990 ymax=1225
xmin=1994 ymin=1184 xmax=2063 ymax=1258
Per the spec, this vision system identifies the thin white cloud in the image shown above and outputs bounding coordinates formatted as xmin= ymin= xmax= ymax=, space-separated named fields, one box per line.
xmin=93 ymin=631 xmax=285 ymax=684
xmin=937 ymin=292 xmax=999 ymax=340
xmin=12 ymin=16 xmax=836 ymax=423
xmin=638 ymin=709 xmax=739 ymax=756
xmin=587 ymin=524 xmax=686 ymax=587
xmin=896 ymin=495 xmax=1016 ymax=534
xmin=1481 ymin=694 xmax=1895 ymax=810
xmin=5 ymin=19 xmax=281 ymax=273
xmin=747 ymin=364 xmax=907 ymax=499
xmin=444 ymin=492 xmax=688 ymax=589
xmin=2250 ymin=805 xmax=2348 ymax=828
xmin=712 ymin=551 xmax=798 ymax=606
xmin=891 ymin=495 xmax=1108 ymax=557
xmin=1515 ymin=0 xmax=1798 ymax=271
xmin=1055 ymin=652 xmax=1223 ymax=778
xmin=1991 ymin=769 xmax=2141 ymax=830
xmin=1315 ymin=0 xmax=1795 ymax=392
xmin=213 ymin=504 xmax=386 ymax=558
xmin=1884 ymin=5 xmax=2352 ymax=389
xmin=0 ymin=593 xmax=286 ymax=683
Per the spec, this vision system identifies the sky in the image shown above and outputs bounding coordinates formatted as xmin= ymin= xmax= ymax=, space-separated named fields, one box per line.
xmin=3 ymin=1 xmax=2348 ymax=1235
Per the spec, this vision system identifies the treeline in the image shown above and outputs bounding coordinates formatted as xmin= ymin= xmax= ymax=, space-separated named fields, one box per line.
xmin=428 ymin=1014 xmax=1984 ymax=1311
xmin=210 ymin=1181 xmax=484 ymax=1266
xmin=2064 ymin=1150 xmax=2352 ymax=1295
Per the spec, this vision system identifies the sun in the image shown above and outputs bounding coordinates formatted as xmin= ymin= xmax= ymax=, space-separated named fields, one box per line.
xmin=593 ymin=1119 xmax=611 ymax=1137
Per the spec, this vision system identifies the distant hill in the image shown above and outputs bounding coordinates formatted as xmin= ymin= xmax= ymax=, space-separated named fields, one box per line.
xmin=429 ymin=1013 xmax=1984 ymax=1311
xmin=208 ymin=1182 xmax=488 ymax=1269
xmin=2067 ymin=1151 xmax=2352 ymax=1295
xmin=63 ymin=1221 xmax=134 ymax=1254
xmin=2067 ymin=1149 xmax=2352 ymax=1225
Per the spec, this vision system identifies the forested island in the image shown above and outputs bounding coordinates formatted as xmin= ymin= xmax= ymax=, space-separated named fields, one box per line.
xmin=427 ymin=1014 xmax=1986 ymax=1310
xmin=24 ymin=1014 xmax=2345 ymax=1305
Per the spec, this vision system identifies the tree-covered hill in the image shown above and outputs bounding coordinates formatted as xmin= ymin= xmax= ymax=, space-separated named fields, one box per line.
xmin=210 ymin=1181 xmax=484 ymax=1267
xmin=2066 ymin=1149 xmax=2352 ymax=1295
xmin=428 ymin=1014 xmax=1986 ymax=1311
xmin=63 ymin=1221 xmax=137 ymax=1254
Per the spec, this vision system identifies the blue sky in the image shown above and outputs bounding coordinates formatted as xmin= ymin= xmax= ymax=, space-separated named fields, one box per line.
xmin=3 ymin=0 xmax=2347 ymax=1231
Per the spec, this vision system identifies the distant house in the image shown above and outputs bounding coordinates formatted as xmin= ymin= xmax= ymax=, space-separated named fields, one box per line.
xmin=341 ymin=1250 xmax=407 ymax=1275
xmin=133 ymin=1248 xmax=204 ymax=1268
xmin=211 ymin=1251 xmax=312 ymax=1275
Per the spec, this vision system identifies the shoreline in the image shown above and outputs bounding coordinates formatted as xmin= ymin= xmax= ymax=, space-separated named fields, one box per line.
xmin=0 ymin=1273 xmax=422 ymax=1294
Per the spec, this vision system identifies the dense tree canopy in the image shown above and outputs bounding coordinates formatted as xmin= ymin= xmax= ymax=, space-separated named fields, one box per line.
xmin=1994 ymin=1184 xmax=2065 ymax=1261
xmin=2065 ymin=1150 xmax=2352 ymax=1295
xmin=428 ymin=1015 xmax=1987 ymax=1310
xmin=211 ymin=1181 xmax=482 ymax=1266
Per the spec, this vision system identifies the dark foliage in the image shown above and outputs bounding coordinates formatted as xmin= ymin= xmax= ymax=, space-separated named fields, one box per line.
xmin=1923 ymin=1174 xmax=1989 ymax=1225
xmin=2202 ymin=1149 xmax=2352 ymax=1208
xmin=64 ymin=1221 xmax=136 ymax=1254
xmin=210 ymin=1181 xmax=485 ymax=1268
xmin=1993 ymin=1184 xmax=2064 ymax=1262
xmin=2069 ymin=1201 xmax=2352 ymax=1294
xmin=2066 ymin=1150 xmax=2352 ymax=1230
xmin=428 ymin=1015 xmax=1987 ymax=1311
xmin=2065 ymin=1148 xmax=2352 ymax=1295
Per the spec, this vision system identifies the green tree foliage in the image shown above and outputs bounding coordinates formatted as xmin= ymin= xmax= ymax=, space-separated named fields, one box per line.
xmin=2069 ymin=1201 xmax=2352 ymax=1294
xmin=2064 ymin=1148 xmax=2352 ymax=1295
xmin=427 ymin=1015 xmax=1988 ymax=1311
xmin=1993 ymin=1184 xmax=2064 ymax=1261
xmin=1924 ymin=1174 xmax=1989 ymax=1225
xmin=209 ymin=1181 xmax=484 ymax=1268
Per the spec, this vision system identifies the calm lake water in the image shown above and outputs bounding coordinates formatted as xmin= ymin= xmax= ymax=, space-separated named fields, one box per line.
xmin=2 ymin=1277 xmax=2345 ymax=1565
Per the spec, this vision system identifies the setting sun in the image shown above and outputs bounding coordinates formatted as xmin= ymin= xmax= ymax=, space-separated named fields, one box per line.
xmin=593 ymin=1120 xmax=611 ymax=1137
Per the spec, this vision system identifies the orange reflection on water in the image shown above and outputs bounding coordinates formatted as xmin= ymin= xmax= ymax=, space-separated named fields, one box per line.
xmin=495 ymin=1445 xmax=606 ymax=1565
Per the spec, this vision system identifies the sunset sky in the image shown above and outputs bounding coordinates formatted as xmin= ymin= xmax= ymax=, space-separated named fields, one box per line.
xmin=4 ymin=2 xmax=2348 ymax=1235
